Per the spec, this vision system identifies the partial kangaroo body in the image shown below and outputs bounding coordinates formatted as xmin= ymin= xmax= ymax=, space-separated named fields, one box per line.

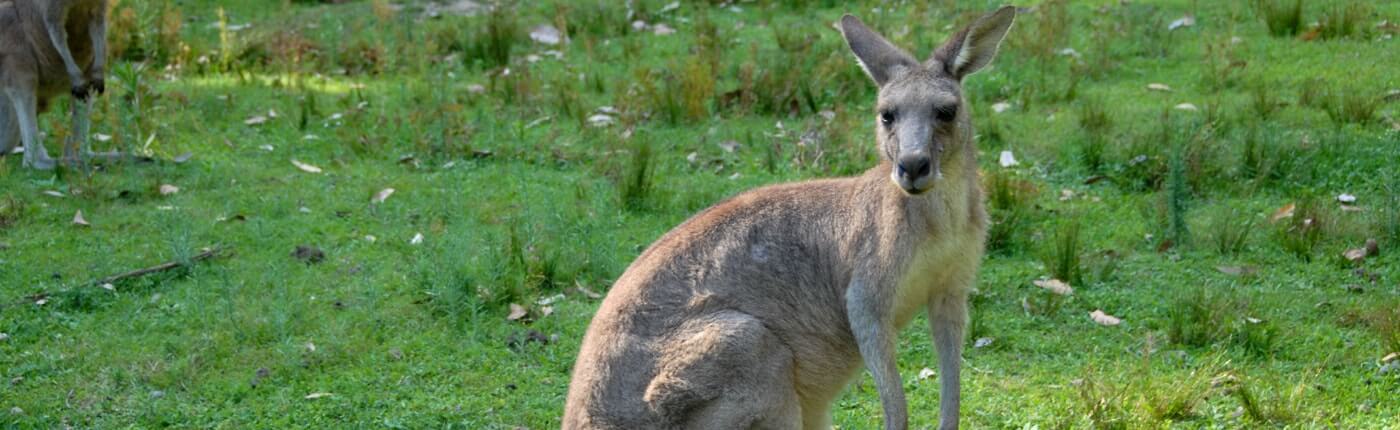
xmin=0 ymin=0 xmax=111 ymax=170
xmin=565 ymin=7 xmax=1015 ymax=430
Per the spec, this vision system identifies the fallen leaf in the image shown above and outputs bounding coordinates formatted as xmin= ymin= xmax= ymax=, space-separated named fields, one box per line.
xmin=574 ymin=281 xmax=603 ymax=299
xmin=918 ymin=367 xmax=936 ymax=380
xmin=1147 ymin=83 xmax=1172 ymax=92
xmin=1383 ymin=352 xmax=1398 ymax=363
xmin=998 ymin=150 xmax=1018 ymax=167
xmin=305 ymin=342 xmax=317 ymax=352
xmin=991 ymin=101 xmax=1012 ymax=113
xmin=1168 ymin=15 xmax=1195 ymax=30
xmin=371 ymin=188 xmax=395 ymax=204
xmin=1343 ymin=247 xmax=1367 ymax=263
xmin=304 ymin=392 xmax=333 ymax=400
xmin=540 ymin=306 xmax=555 ymax=317
xmin=100 ymin=283 xmax=115 ymax=291
xmin=717 ymin=140 xmax=740 ymax=153
xmin=1174 ymin=103 xmax=1198 ymax=111
xmin=507 ymin=303 xmax=528 ymax=321
xmin=653 ymin=23 xmax=676 ymax=36
xmin=588 ymin=114 xmax=616 ymax=127
xmin=244 ymin=115 xmax=268 ymax=126
xmin=974 ymin=337 xmax=994 ymax=348
xmin=1338 ymin=193 xmax=1357 ymax=204
xmin=72 ymin=210 xmax=89 ymax=227
xmin=537 ymin=294 xmax=566 ymax=306
xmin=94 ymin=133 xmax=112 ymax=142
xmin=1271 ymin=203 xmax=1296 ymax=222
xmin=1089 ymin=310 xmax=1122 ymax=326
xmin=389 ymin=348 xmax=403 ymax=360
xmin=1059 ymin=189 xmax=1075 ymax=201
xmin=410 ymin=232 xmax=424 ymax=245
xmin=659 ymin=1 xmax=680 ymax=13
xmin=159 ymin=184 xmax=180 ymax=195
xmin=466 ymin=84 xmax=485 ymax=94
xmin=291 ymin=159 xmax=322 ymax=173
xmin=1033 ymin=279 xmax=1073 ymax=295
xmin=364 ymin=235 xmax=376 ymax=243
xmin=259 ymin=144 xmax=275 ymax=152
xmin=528 ymin=24 xmax=563 ymax=45
xmin=42 ymin=190 xmax=64 ymax=197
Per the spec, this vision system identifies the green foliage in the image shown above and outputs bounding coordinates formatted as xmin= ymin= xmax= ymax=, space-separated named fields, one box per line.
xmin=1255 ymin=0 xmax=1305 ymax=37
xmin=1041 ymin=220 xmax=1083 ymax=286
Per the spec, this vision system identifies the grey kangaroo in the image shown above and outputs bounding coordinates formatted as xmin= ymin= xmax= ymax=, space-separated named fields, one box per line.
xmin=565 ymin=6 xmax=1015 ymax=430
xmin=0 ymin=0 xmax=110 ymax=170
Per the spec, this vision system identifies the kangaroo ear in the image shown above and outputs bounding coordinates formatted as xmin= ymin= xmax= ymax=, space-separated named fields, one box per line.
xmin=934 ymin=6 xmax=1017 ymax=79
xmin=840 ymin=14 xmax=917 ymax=87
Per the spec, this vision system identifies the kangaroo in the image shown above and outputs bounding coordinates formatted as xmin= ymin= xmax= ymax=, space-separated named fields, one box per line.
xmin=564 ymin=6 xmax=1015 ymax=430
xmin=0 ymin=0 xmax=110 ymax=170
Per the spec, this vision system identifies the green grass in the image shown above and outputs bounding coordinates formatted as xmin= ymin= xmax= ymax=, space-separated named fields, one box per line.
xmin=2 ymin=0 xmax=1399 ymax=428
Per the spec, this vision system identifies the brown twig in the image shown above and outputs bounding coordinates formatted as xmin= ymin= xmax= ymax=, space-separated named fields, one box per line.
xmin=95 ymin=246 xmax=224 ymax=286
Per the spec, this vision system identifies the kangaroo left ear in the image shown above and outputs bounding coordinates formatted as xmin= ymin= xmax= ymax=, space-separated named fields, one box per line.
xmin=933 ymin=6 xmax=1017 ymax=79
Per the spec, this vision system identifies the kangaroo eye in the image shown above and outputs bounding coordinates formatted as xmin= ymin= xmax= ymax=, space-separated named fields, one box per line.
xmin=935 ymin=105 xmax=958 ymax=122
xmin=880 ymin=110 xmax=895 ymax=125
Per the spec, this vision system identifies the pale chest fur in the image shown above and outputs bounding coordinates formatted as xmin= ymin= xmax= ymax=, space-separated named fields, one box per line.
xmin=890 ymin=179 xmax=984 ymax=328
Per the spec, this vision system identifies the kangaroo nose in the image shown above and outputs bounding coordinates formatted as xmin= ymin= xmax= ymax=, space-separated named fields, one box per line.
xmin=897 ymin=155 xmax=931 ymax=179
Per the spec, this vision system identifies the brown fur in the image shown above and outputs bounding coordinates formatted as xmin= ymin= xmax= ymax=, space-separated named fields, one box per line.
xmin=0 ymin=0 xmax=110 ymax=170
xmin=565 ymin=7 xmax=1016 ymax=430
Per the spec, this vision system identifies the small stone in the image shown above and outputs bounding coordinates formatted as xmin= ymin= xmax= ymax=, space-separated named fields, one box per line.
xmin=150 ymin=390 xmax=165 ymax=399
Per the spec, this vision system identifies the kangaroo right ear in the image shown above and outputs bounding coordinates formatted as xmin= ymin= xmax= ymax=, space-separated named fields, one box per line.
xmin=839 ymin=14 xmax=916 ymax=87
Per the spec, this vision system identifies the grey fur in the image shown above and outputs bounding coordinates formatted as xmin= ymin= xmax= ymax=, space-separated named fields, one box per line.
xmin=565 ymin=6 xmax=1015 ymax=430
xmin=0 ymin=0 xmax=111 ymax=170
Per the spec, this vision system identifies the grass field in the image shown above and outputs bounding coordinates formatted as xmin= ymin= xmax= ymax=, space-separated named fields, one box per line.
xmin=2 ymin=0 xmax=1398 ymax=428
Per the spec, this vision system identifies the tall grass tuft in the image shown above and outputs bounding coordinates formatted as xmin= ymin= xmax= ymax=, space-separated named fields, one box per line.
xmin=1318 ymin=2 xmax=1370 ymax=40
xmin=1254 ymin=0 xmax=1304 ymax=37
xmin=1168 ymin=287 xmax=1278 ymax=356
xmin=461 ymin=6 xmax=519 ymax=69
xmin=1324 ymin=86 xmax=1380 ymax=126
xmin=1041 ymin=220 xmax=1084 ymax=285
xmin=1273 ymin=199 xmax=1329 ymax=261
xmin=0 ymin=194 xmax=23 ymax=229
xmin=620 ymin=138 xmax=654 ymax=211
xmin=1078 ymin=98 xmax=1111 ymax=173
xmin=1209 ymin=208 xmax=1254 ymax=255
xmin=985 ymin=171 xmax=1039 ymax=254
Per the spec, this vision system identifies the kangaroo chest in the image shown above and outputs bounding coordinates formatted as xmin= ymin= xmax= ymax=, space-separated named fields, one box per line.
xmin=889 ymin=186 xmax=983 ymax=328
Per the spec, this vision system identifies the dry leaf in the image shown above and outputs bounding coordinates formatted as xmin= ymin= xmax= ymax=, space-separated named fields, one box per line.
xmin=998 ymin=150 xmax=1018 ymax=167
xmin=974 ymin=337 xmax=994 ymax=348
xmin=574 ymin=281 xmax=603 ymax=299
xmin=1168 ymin=15 xmax=1195 ymax=30
xmin=1338 ymin=193 xmax=1357 ymax=204
xmin=1383 ymin=352 xmax=1398 ymax=363
xmin=1343 ymin=247 xmax=1367 ymax=263
xmin=244 ymin=115 xmax=268 ymax=126
xmin=159 ymin=184 xmax=180 ymax=195
xmin=72 ymin=210 xmax=89 ymax=226
xmin=100 ymin=283 xmax=115 ymax=291
xmin=528 ymin=24 xmax=563 ymax=45
xmin=291 ymin=159 xmax=322 ymax=173
xmin=540 ymin=306 xmax=555 ymax=317
xmin=1089 ymin=310 xmax=1122 ymax=326
xmin=507 ymin=303 xmax=528 ymax=321
xmin=1147 ymin=83 xmax=1172 ymax=92
xmin=304 ymin=392 xmax=333 ymax=400
xmin=1033 ymin=279 xmax=1073 ymax=295
xmin=1271 ymin=203 xmax=1296 ymax=222
xmin=305 ymin=342 xmax=317 ymax=352
xmin=1059 ymin=189 xmax=1075 ymax=201
xmin=653 ymin=23 xmax=676 ymax=35
xmin=372 ymin=188 xmax=395 ymax=204
xmin=992 ymin=101 xmax=1012 ymax=113
xmin=42 ymin=190 xmax=64 ymax=197
xmin=588 ymin=114 xmax=616 ymax=127
xmin=410 ymin=232 xmax=424 ymax=245
xmin=918 ymin=367 xmax=936 ymax=380
xmin=1174 ymin=103 xmax=1199 ymax=112
xmin=172 ymin=152 xmax=194 ymax=163
xmin=718 ymin=140 xmax=740 ymax=153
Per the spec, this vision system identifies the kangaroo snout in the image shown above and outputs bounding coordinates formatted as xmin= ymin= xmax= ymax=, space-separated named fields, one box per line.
xmin=894 ymin=153 xmax=937 ymax=194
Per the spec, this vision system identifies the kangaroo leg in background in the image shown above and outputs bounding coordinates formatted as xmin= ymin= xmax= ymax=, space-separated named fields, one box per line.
xmin=0 ymin=98 xmax=17 ymax=155
xmin=5 ymin=86 xmax=56 ymax=170
xmin=41 ymin=4 xmax=91 ymax=100
xmin=85 ymin=6 xmax=107 ymax=96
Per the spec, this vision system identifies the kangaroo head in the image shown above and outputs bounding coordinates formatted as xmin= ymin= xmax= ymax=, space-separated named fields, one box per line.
xmin=840 ymin=7 xmax=1016 ymax=195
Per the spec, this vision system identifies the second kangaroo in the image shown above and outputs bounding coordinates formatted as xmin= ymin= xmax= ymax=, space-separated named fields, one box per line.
xmin=565 ymin=6 xmax=1016 ymax=430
